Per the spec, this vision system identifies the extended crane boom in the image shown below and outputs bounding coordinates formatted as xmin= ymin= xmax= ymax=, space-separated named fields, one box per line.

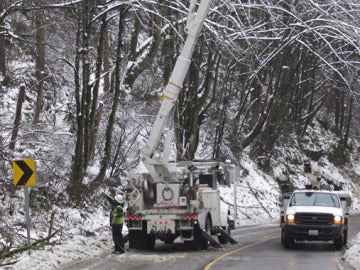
xmin=125 ymin=1 xmax=239 ymax=251
xmin=142 ymin=0 xmax=213 ymax=183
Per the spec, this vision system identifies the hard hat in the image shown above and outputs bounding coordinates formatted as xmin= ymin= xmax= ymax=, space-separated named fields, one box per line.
xmin=115 ymin=194 xmax=124 ymax=204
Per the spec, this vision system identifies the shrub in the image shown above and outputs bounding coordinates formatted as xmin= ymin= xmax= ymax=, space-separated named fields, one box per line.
xmin=328 ymin=143 xmax=349 ymax=167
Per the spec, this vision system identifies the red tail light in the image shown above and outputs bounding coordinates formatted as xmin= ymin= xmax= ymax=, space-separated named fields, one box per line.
xmin=184 ymin=214 xmax=198 ymax=220
xmin=125 ymin=215 xmax=138 ymax=220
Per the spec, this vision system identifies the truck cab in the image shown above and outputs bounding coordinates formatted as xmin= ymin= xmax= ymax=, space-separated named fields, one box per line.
xmin=281 ymin=189 xmax=348 ymax=250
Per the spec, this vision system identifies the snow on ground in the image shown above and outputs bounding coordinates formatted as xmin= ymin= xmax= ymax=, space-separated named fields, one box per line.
xmin=343 ymin=233 xmax=360 ymax=270
xmin=2 ymin=156 xmax=360 ymax=270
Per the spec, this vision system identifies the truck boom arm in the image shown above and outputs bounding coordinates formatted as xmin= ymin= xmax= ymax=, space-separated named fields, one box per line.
xmin=142 ymin=0 xmax=213 ymax=182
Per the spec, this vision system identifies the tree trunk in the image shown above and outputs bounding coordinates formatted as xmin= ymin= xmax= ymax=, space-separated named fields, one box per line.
xmin=93 ymin=6 xmax=128 ymax=187
xmin=33 ymin=6 xmax=46 ymax=125
xmin=0 ymin=2 xmax=7 ymax=86
xmin=212 ymin=57 xmax=232 ymax=160
xmin=180 ymin=45 xmax=215 ymax=160
xmin=89 ymin=103 xmax=103 ymax=160
xmin=69 ymin=17 xmax=85 ymax=202
xmin=124 ymin=12 xmax=162 ymax=89
xmin=342 ymin=95 xmax=353 ymax=148
xmin=88 ymin=12 xmax=107 ymax=162
xmin=81 ymin=1 xmax=95 ymax=173
xmin=69 ymin=0 xmax=98 ymax=202
xmin=103 ymin=24 xmax=110 ymax=93
xmin=181 ymin=49 xmax=200 ymax=160
xmin=10 ymin=85 xmax=25 ymax=150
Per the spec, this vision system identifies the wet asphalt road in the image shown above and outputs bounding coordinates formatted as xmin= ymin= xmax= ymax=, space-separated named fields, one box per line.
xmin=58 ymin=215 xmax=360 ymax=270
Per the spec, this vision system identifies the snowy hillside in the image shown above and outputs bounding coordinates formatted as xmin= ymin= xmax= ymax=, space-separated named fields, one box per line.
xmin=1 ymin=1 xmax=360 ymax=269
xmin=1 ymin=153 xmax=360 ymax=269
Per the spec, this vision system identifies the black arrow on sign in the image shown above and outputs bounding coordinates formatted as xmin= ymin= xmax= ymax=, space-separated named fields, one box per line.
xmin=15 ymin=160 xmax=34 ymax=186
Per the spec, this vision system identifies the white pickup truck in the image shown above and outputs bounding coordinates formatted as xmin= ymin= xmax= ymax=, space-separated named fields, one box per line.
xmin=280 ymin=189 xmax=350 ymax=250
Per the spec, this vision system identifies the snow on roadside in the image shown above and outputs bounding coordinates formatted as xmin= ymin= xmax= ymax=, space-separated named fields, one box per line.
xmin=1 ymin=208 xmax=112 ymax=270
xmin=343 ymin=233 xmax=360 ymax=270
xmin=7 ymin=233 xmax=111 ymax=270
xmin=2 ymin=156 xmax=360 ymax=270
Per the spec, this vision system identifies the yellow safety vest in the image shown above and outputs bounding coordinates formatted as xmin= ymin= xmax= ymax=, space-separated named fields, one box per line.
xmin=112 ymin=205 xmax=124 ymax=225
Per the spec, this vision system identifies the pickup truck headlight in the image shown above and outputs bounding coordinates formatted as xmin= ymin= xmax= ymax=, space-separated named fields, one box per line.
xmin=286 ymin=214 xmax=295 ymax=223
xmin=333 ymin=215 xmax=343 ymax=225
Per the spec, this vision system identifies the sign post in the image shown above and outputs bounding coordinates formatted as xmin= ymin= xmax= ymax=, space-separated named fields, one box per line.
xmin=12 ymin=159 xmax=36 ymax=246
xmin=24 ymin=186 xmax=31 ymax=245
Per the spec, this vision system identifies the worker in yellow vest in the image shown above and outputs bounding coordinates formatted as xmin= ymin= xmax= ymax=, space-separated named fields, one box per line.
xmin=106 ymin=194 xmax=125 ymax=254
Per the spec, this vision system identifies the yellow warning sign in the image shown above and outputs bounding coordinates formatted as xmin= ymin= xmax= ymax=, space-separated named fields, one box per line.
xmin=12 ymin=159 xmax=36 ymax=187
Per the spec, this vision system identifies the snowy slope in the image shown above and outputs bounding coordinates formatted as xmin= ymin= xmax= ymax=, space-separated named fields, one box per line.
xmin=2 ymin=155 xmax=360 ymax=270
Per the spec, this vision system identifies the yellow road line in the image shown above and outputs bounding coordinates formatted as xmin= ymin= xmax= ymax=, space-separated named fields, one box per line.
xmin=203 ymin=234 xmax=280 ymax=270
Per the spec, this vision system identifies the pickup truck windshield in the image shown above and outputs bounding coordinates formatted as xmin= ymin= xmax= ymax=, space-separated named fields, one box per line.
xmin=289 ymin=192 xmax=340 ymax=208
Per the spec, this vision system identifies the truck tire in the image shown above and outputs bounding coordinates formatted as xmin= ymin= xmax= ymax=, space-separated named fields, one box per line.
xmin=205 ymin=216 xmax=211 ymax=234
xmin=191 ymin=223 xmax=209 ymax=250
xmin=218 ymin=225 xmax=229 ymax=244
xmin=218 ymin=236 xmax=227 ymax=244
xmin=334 ymin=234 xmax=343 ymax=250
xmin=129 ymin=230 xmax=145 ymax=249
xmin=343 ymin=230 xmax=348 ymax=245
xmin=202 ymin=217 xmax=211 ymax=249
xmin=283 ymin=232 xmax=294 ymax=249
xmin=129 ymin=229 xmax=155 ymax=250
xmin=145 ymin=234 xmax=156 ymax=250
xmin=192 ymin=225 xmax=204 ymax=250
xmin=164 ymin=236 xmax=176 ymax=244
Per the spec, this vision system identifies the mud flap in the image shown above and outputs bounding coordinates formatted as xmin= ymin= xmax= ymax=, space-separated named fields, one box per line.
xmin=201 ymin=230 xmax=223 ymax=249
xmin=219 ymin=229 xmax=237 ymax=244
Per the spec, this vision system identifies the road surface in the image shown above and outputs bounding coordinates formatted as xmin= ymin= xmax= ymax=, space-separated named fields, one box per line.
xmin=58 ymin=216 xmax=360 ymax=270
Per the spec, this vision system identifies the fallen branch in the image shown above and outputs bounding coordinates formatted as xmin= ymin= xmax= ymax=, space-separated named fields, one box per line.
xmin=0 ymin=259 xmax=18 ymax=267
xmin=246 ymin=181 xmax=273 ymax=219
xmin=0 ymin=230 xmax=58 ymax=260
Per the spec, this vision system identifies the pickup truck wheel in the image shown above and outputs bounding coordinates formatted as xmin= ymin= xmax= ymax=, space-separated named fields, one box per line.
xmin=343 ymin=230 xmax=348 ymax=245
xmin=334 ymin=234 xmax=343 ymax=250
xmin=283 ymin=233 xmax=294 ymax=249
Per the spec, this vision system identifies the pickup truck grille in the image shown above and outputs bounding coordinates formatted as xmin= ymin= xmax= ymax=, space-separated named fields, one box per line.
xmin=295 ymin=213 xmax=333 ymax=225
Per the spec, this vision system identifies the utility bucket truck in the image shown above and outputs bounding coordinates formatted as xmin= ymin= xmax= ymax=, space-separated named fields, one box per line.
xmin=124 ymin=0 xmax=238 ymax=250
xmin=126 ymin=161 xmax=238 ymax=250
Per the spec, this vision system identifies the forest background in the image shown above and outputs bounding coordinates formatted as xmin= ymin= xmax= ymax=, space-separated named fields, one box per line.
xmin=0 ymin=0 xmax=360 ymax=259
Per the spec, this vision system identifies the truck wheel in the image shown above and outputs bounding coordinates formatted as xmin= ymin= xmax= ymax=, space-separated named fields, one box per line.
xmin=218 ymin=235 xmax=228 ymax=244
xmin=218 ymin=226 xmax=229 ymax=244
xmin=164 ymin=236 xmax=175 ymax=244
xmin=283 ymin=233 xmax=294 ymax=249
xmin=202 ymin=217 xmax=212 ymax=249
xmin=334 ymin=234 xmax=343 ymax=250
xmin=145 ymin=234 xmax=156 ymax=250
xmin=129 ymin=230 xmax=155 ymax=250
xmin=129 ymin=230 xmax=145 ymax=249
xmin=205 ymin=216 xmax=213 ymax=234
xmin=192 ymin=225 xmax=204 ymax=250
xmin=343 ymin=230 xmax=348 ymax=245
xmin=191 ymin=222 xmax=209 ymax=250
xmin=201 ymin=234 xmax=209 ymax=250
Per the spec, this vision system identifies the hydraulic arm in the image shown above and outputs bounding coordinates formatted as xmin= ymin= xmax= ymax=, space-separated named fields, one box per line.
xmin=142 ymin=0 xmax=214 ymax=182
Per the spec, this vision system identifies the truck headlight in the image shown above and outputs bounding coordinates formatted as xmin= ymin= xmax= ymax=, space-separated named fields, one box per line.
xmin=333 ymin=215 xmax=343 ymax=225
xmin=286 ymin=214 xmax=295 ymax=223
